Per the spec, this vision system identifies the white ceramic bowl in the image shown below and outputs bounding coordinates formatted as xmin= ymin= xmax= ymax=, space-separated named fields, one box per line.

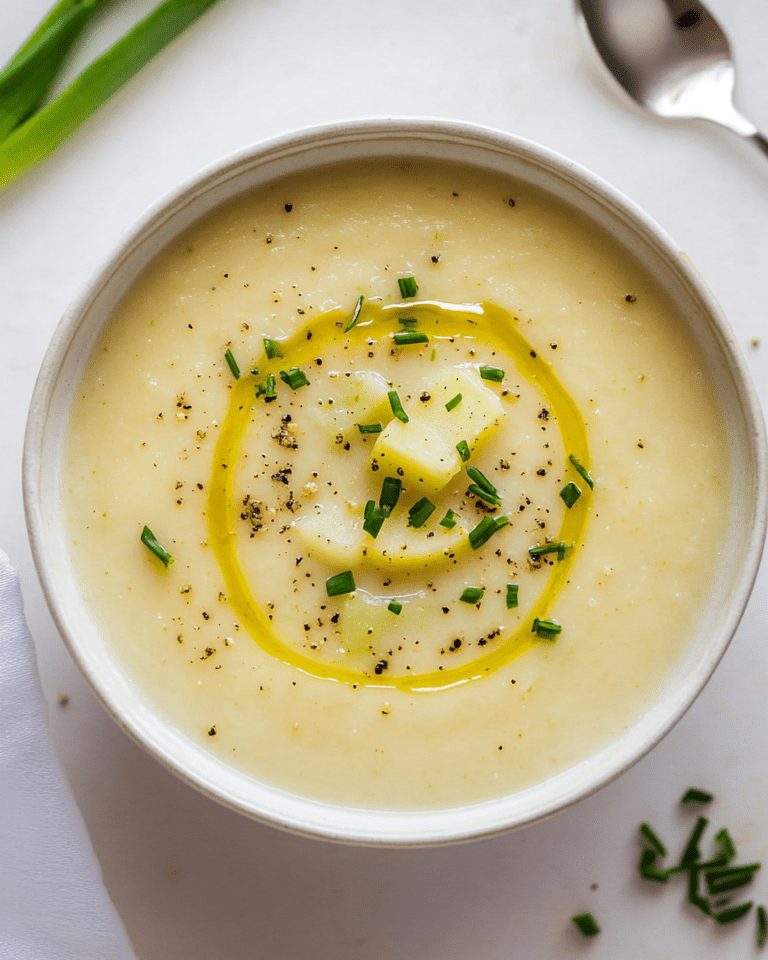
xmin=23 ymin=118 xmax=767 ymax=845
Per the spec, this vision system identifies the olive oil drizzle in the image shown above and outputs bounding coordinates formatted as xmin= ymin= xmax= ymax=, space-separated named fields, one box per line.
xmin=207 ymin=299 xmax=592 ymax=692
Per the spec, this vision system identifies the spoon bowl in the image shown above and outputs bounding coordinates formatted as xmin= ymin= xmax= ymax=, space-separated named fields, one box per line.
xmin=577 ymin=0 xmax=768 ymax=155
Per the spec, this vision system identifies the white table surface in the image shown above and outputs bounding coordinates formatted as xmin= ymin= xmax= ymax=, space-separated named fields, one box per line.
xmin=2 ymin=1 xmax=767 ymax=957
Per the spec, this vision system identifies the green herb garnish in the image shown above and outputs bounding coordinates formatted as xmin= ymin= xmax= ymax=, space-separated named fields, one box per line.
xmin=388 ymin=390 xmax=409 ymax=423
xmin=468 ymin=514 xmax=509 ymax=550
xmin=560 ymin=481 xmax=581 ymax=508
xmin=357 ymin=422 xmax=382 ymax=434
xmin=224 ymin=348 xmax=240 ymax=379
xmin=439 ymin=509 xmax=458 ymax=529
xmin=398 ymin=276 xmax=418 ymax=298
xmin=505 ymin=583 xmax=519 ymax=609
xmin=459 ymin=586 xmax=485 ymax=604
xmin=466 ymin=466 xmax=497 ymax=497
xmin=393 ymin=331 xmax=429 ymax=346
xmin=388 ymin=600 xmax=403 ymax=615
xmin=408 ymin=497 xmax=436 ymax=528
xmin=757 ymin=905 xmax=767 ymax=947
xmin=467 ymin=483 xmax=502 ymax=506
xmin=456 ymin=439 xmax=470 ymax=462
xmin=363 ymin=501 xmax=387 ymax=539
xmin=344 ymin=294 xmax=364 ymax=333
xmin=264 ymin=373 xmax=276 ymax=399
xmin=264 ymin=337 xmax=283 ymax=359
xmin=0 ymin=0 xmax=222 ymax=194
xmin=681 ymin=787 xmax=714 ymax=805
xmin=279 ymin=367 xmax=310 ymax=390
xmin=479 ymin=365 xmax=504 ymax=383
xmin=571 ymin=913 xmax=600 ymax=937
xmin=569 ymin=453 xmax=594 ymax=490
xmin=379 ymin=477 xmax=402 ymax=514
xmin=326 ymin=570 xmax=356 ymax=597
xmin=140 ymin=525 xmax=174 ymax=567
xmin=529 ymin=541 xmax=570 ymax=561
xmin=532 ymin=617 xmax=562 ymax=640
xmin=398 ymin=316 xmax=418 ymax=329
xmin=445 ymin=393 xmax=462 ymax=412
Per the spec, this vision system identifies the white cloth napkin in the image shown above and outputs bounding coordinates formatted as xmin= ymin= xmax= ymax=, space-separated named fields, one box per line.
xmin=0 ymin=549 xmax=138 ymax=960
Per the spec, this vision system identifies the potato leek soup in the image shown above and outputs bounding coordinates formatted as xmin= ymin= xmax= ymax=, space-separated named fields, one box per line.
xmin=64 ymin=158 xmax=728 ymax=808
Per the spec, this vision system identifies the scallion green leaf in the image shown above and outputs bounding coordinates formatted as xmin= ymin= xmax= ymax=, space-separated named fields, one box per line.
xmin=326 ymin=570 xmax=356 ymax=597
xmin=379 ymin=477 xmax=402 ymax=514
xmin=393 ymin=331 xmax=429 ymax=346
xmin=363 ymin=502 xmax=387 ymax=539
xmin=505 ymin=583 xmax=519 ymax=609
xmin=264 ymin=337 xmax=283 ymax=359
xmin=571 ymin=913 xmax=600 ymax=937
xmin=479 ymin=364 xmax=504 ymax=383
xmin=569 ymin=454 xmax=594 ymax=490
xmin=445 ymin=393 xmax=462 ymax=411
xmin=466 ymin=466 xmax=497 ymax=496
xmin=468 ymin=514 xmax=509 ymax=550
xmin=388 ymin=390 xmax=409 ymax=423
xmin=140 ymin=525 xmax=174 ymax=567
xmin=398 ymin=276 xmax=418 ymax=298
xmin=408 ymin=497 xmax=436 ymax=528
xmin=279 ymin=367 xmax=309 ymax=390
xmin=224 ymin=348 xmax=240 ymax=379
xmin=456 ymin=440 xmax=470 ymax=462
xmin=532 ymin=617 xmax=562 ymax=640
xmin=344 ymin=294 xmax=364 ymax=333
xmin=560 ymin=481 xmax=581 ymax=509
xmin=0 ymin=0 xmax=222 ymax=193
xmin=459 ymin=586 xmax=485 ymax=604
xmin=467 ymin=483 xmax=502 ymax=506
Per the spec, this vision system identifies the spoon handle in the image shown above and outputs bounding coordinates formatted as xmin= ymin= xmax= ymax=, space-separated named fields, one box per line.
xmin=750 ymin=132 xmax=768 ymax=160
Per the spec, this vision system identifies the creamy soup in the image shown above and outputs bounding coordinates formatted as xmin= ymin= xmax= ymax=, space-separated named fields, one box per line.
xmin=64 ymin=158 xmax=728 ymax=808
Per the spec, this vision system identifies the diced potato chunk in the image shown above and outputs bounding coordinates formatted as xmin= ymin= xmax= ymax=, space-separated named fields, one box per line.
xmin=371 ymin=419 xmax=460 ymax=492
xmin=293 ymin=502 xmax=363 ymax=566
xmin=312 ymin=371 xmax=392 ymax=439
xmin=362 ymin=514 xmax=469 ymax=572
xmin=423 ymin=367 xmax=506 ymax=450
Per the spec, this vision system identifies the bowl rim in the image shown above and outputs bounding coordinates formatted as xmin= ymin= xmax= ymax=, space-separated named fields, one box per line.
xmin=23 ymin=116 xmax=768 ymax=846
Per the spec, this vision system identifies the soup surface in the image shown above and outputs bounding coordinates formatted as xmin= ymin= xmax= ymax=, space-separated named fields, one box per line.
xmin=64 ymin=158 xmax=728 ymax=808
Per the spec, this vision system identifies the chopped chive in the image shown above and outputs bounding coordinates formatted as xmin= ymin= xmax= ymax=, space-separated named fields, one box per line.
xmin=705 ymin=864 xmax=761 ymax=896
xmin=569 ymin=454 xmax=594 ymax=490
xmin=467 ymin=483 xmax=502 ymax=506
xmin=713 ymin=828 xmax=737 ymax=864
xmin=326 ymin=570 xmax=356 ymax=597
xmin=393 ymin=331 xmax=429 ymax=346
xmin=468 ymin=514 xmax=509 ymax=550
xmin=265 ymin=373 xmax=276 ymax=399
xmin=681 ymin=788 xmax=714 ymax=805
xmin=757 ymin=905 xmax=766 ymax=947
xmin=224 ymin=348 xmax=241 ymax=379
xmin=532 ymin=617 xmax=562 ymax=640
xmin=679 ymin=816 xmax=709 ymax=866
xmin=398 ymin=276 xmax=418 ymax=298
xmin=279 ymin=367 xmax=310 ymax=390
xmin=388 ymin=390 xmax=409 ymax=423
xmin=445 ymin=393 xmax=462 ymax=412
xmin=408 ymin=497 xmax=436 ymax=528
xmin=263 ymin=336 xmax=283 ymax=359
xmin=639 ymin=848 xmax=671 ymax=883
xmin=363 ymin=502 xmax=387 ymax=539
xmin=529 ymin=541 xmax=570 ymax=561
xmin=560 ymin=481 xmax=581 ymax=509
xmin=439 ymin=509 xmax=458 ymax=529
xmin=640 ymin=823 xmax=668 ymax=858
xmin=713 ymin=901 xmax=753 ymax=924
xmin=506 ymin=583 xmax=519 ymax=609
xmin=398 ymin=316 xmax=418 ymax=329
xmin=357 ymin=422 xmax=382 ymax=435
xmin=344 ymin=294 xmax=364 ymax=333
xmin=140 ymin=525 xmax=174 ymax=566
xmin=379 ymin=477 xmax=402 ymax=514
xmin=456 ymin=439 xmax=470 ymax=462
xmin=467 ymin=466 xmax=497 ymax=496
xmin=687 ymin=865 xmax=712 ymax=915
xmin=479 ymin=364 xmax=504 ymax=383
xmin=459 ymin=586 xmax=485 ymax=604
xmin=571 ymin=913 xmax=600 ymax=937
xmin=388 ymin=600 xmax=403 ymax=615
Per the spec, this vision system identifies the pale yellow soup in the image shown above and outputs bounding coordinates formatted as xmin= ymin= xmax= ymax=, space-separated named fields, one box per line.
xmin=64 ymin=158 xmax=727 ymax=808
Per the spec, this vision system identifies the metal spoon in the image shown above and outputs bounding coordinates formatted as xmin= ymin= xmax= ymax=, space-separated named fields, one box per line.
xmin=576 ymin=0 xmax=768 ymax=157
